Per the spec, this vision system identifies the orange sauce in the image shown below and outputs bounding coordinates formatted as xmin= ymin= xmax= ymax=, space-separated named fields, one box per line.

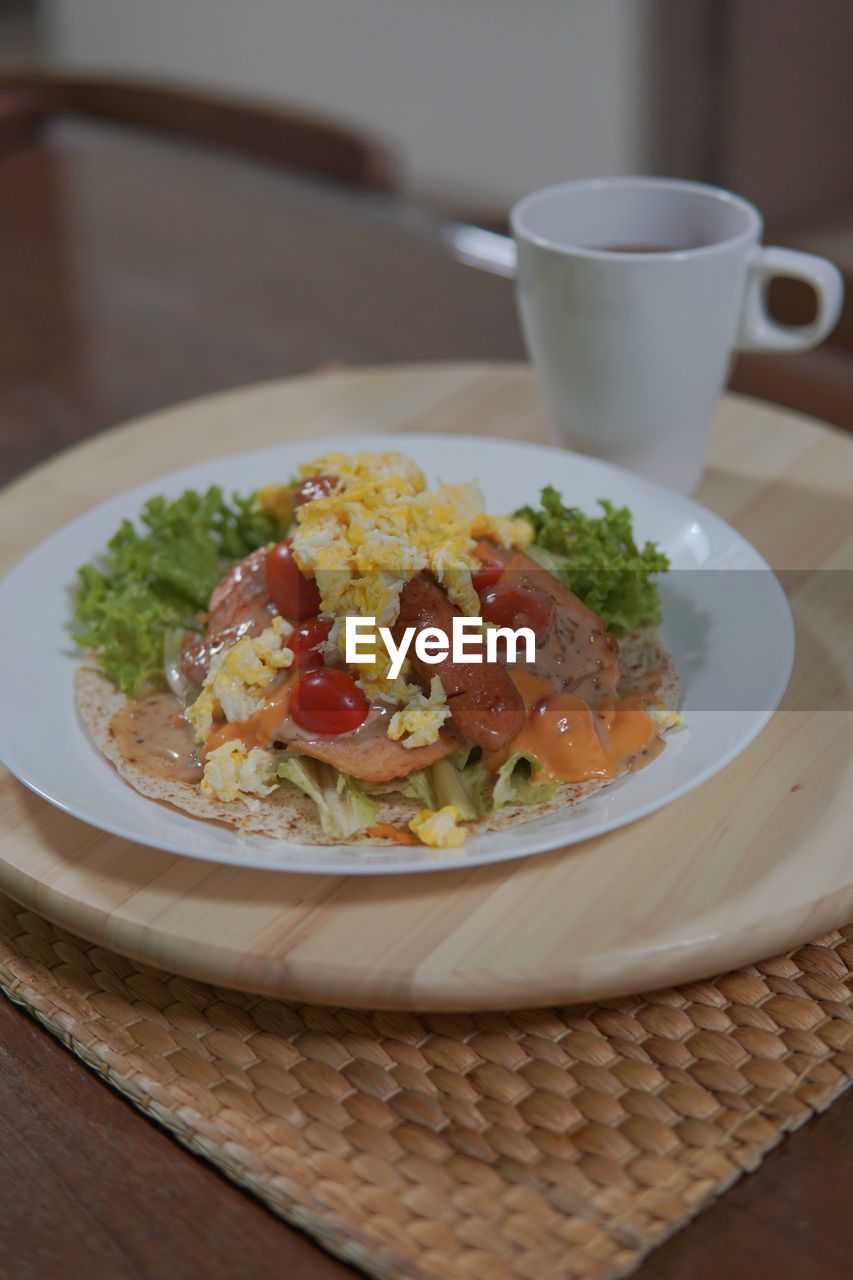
xmin=367 ymin=823 xmax=418 ymax=846
xmin=485 ymin=668 xmax=661 ymax=784
xmin=203 ymin=677 xmax=294 ymax=757
xmin=197 ymin=644 xmax=664 ymax=789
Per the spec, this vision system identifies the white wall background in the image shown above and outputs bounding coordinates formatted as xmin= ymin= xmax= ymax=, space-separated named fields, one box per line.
xmin=43 ymin=0 xmax=657 ymax=208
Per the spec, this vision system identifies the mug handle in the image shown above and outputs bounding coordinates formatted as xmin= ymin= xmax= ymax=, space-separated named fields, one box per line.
xmin=736 ymin=246 xmax=844 ymax=353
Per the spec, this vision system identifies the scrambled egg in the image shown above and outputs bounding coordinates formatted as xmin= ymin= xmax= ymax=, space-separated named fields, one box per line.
xmin=187 ymin=616 xmax=294 ymax=743
xmin=253 ymin=483 xmax=294 ymax=532
xmin=291 ymin=451 xmax=533 ymax=704
xmin=200 ymin=740 xmax=277 ymax=803
xmin=388 ymin=676 xmax=451 ymax=748
xmin=649 ymin=704 xmax=684 ymax=733
xmin=409 ymin=805 xmax=467 ymax=849
xmin=471 ymin=512 xmax=534 ymax=551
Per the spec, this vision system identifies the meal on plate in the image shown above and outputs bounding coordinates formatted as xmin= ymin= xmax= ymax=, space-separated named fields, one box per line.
xmin=73 ymin=450 xmax=681 ymax=849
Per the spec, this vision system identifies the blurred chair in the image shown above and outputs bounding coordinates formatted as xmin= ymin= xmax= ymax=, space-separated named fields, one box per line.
xmin=0 ymin=71 xmax=395 ymax=192
xmin=0 ymin=83 xmax=43 ymax=152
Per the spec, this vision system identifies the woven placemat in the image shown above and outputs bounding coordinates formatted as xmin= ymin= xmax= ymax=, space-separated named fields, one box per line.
xmin=1 ymin=893 xmax=851 ymax=1280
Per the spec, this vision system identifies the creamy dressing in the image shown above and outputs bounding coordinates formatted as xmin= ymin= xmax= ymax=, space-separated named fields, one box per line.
xmin=204 ymin=676 xmax=295 ymax=755
xmin=523 ymin=609 xmax=620 ymax=699
xmin=202 ymin=673 xmax=395 ymax=756
xmin=110 ymin=653 xmax=664 ymax=790
xmin=108 ymin=679 xmax=406 ymax=787
xmin=110 ymin=541 xmax=668 ymax=796
xmin=484 ymin=668 xmax=663 ymax=783
xmin=109 ymin=693 xmax=202 ymax=783
xmin=472 ymin=542 xmax=665 ymax=783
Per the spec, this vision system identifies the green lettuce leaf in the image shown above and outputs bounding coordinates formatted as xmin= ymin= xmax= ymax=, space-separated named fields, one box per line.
xmin=492 ymin=750 xmax=557 ymax=811
xmin=433 ymin=756 xmax=485 ymax=821
xmin=401 ymin=768 xmax=436 ymax=809
xmin=516 ymin=488 xmax=669 ymax=632
xmin=276 ymin=755 xmax=377 ymax=839
xmin=73 ymin=487 xmax=278 ymax=696
xmin=402 ymin=755 xmax=485 ymax=821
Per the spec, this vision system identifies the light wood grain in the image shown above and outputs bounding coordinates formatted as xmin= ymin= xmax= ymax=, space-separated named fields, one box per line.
xmin=0 ymin=364 xmax=851 ymax=1010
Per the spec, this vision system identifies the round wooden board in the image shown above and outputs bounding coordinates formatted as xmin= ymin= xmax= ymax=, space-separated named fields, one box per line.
xmin=1 ymin=364 xmax=851 ymax=1010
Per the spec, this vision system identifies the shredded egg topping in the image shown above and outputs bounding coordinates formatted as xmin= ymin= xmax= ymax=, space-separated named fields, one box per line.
xmin=253 ymin=482 xmax=294 ymax=531
xmin=387 ymin=676 xmax=451 ymax=749
xmin=291 ymin=451 xmax=532 ymax=705
xmin=200 ymin=740 xmax=277 ymax=804
xmin=186 ymin=616 xmax=293 ymax=743
xmin=408 ymin=805 xmax=467 ymax=849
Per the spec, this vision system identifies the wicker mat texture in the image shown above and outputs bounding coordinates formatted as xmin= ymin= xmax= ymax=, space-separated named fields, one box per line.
xmin=1 ymin=894 xmax=851 ymax=1280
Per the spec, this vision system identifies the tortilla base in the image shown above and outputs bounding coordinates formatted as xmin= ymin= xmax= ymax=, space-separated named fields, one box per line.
xmin=76 ymin=628 xmax=681 ymax=847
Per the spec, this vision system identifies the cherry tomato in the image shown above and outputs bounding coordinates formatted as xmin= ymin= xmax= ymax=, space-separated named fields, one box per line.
xmin=480 ymin=582 xmax=556 ymax=647
xmin=472 ymin=559 xmax=504 ymax=593
xmin=293 ymin=474 xmax=337 ymax=507
xmin=290 ymin=616 xmax=332 ymax=669
xmin=264 ymin=540 xmax=321 ymax=621
xmin=291 ymin=668 xmax=369 ymax=735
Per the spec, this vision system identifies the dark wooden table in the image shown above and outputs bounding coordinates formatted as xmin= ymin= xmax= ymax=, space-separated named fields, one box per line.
xmin=0 ymin=120 xmax=849 ymax=1280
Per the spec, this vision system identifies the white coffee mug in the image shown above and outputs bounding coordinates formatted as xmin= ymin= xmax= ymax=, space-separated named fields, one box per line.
xmin=511 ymin=177 xmax=844 ymax=492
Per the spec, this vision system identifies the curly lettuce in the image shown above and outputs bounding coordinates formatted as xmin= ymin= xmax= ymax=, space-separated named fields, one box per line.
xmin=73 ymin=487 xmax=278 ymax=696
xmin=516 ymin=487 xmax=669 ymax=632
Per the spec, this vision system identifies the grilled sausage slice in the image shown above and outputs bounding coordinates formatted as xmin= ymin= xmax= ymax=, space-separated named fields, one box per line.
xmin=283 ymin=726 xmax=458 ymax=782
xmin=181 ymin=547 xmax=276 ymax=685
xmin=394 ymin=572 xmax=525 ymax=753
xmin=483 ymin=544 xmax=620 ymax=702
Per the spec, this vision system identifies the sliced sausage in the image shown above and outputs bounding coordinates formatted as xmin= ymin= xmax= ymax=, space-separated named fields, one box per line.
xmin=181 ymin=547 xmax=276 ymax=685
xmin=286 ymin=728 xmax=458 ymax=782
xmin=395 ymin=573 xmax=525 ymax=753
xmin=478 ymin=542 xmax=620 ymax=701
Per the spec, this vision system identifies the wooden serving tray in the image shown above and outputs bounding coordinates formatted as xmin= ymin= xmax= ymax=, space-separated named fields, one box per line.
xmin=1 ymin=364 xmax=850 ymax=1010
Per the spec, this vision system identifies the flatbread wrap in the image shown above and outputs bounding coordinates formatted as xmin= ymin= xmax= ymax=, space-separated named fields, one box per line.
xmin=73 ymin=451 xmax=681 ymax=849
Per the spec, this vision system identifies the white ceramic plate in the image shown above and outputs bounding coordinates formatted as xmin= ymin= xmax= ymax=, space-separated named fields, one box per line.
xmin=0 ymin=434 xmax=793 ymax=875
